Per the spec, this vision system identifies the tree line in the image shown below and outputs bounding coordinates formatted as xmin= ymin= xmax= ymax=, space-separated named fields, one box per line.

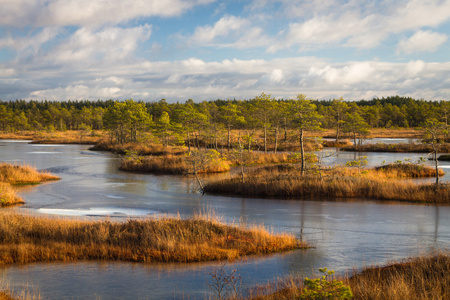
xmin=1 ymin=95 xmax=449 ymax=148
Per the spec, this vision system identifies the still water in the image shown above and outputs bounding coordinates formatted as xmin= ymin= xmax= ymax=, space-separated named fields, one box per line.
xmin=0 ymin=140 xmax=449 ymax=299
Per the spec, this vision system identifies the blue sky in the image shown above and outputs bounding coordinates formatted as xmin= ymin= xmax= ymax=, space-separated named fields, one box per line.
xmin=1 ymin=0 xmax=449 ymax=102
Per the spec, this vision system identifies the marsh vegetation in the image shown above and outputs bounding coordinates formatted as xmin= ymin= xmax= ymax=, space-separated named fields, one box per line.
xmin=0 ymin=212 xmax=305 ymax=265
xmin=0 ymin=163 xmax=58 ymax=206
xmin=250 ymin=252 xmax=450 ymax=300
xmin=2 ymin=95 xmax=450 ymax=299
xmin=204 ymin=162 xmax=449 ymax=203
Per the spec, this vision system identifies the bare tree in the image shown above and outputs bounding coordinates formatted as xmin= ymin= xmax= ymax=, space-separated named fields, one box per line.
xmin=423 ymin=118 xmax=447 ymax=186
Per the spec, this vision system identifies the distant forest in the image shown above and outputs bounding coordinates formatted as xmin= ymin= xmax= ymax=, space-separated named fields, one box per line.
xmin=0 ymin=95 xmax=449 ymax=146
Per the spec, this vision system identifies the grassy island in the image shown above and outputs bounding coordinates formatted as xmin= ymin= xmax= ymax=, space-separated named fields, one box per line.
xmin=204 ymin=163 xmax=449 ymax=203
xmin=342 ymin=142 xmax=450 ymax=153
xmin=0 ymin=212 xmax=306 ymax=265
xmin=0 ymin=164 xmax=59 ymax=206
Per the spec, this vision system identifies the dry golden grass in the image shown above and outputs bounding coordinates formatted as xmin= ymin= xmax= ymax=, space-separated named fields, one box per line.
xmin=0 ymin=212 xmax=306 ymax=265
xmin=0 ymin=164 xmax=59 ymax=185
xmin=119 ymin=155 xmax=187 ymax=174
xmin=0 ymin=292 xmax=15 ymax=300
xmin=0 ymin=183 xmax=23 ymax=207
xmin=343 ymin=142 xmax=450 ymax=153
xmin=120 ymin=150 xmax=292 ymax=175
xmin=348 ymin=252 xmax=450 ymax=300
xmin=229 ymin=152 xmax=292 ymax=166
xmin=204 ymin=165 xmax=450 ymax=203
xmin=322 ymin=139 xmax=353 ymax=147
xmin=368 ymin=128 xmax=423 ymax=138
xmin=0 ymin=164 xmax=59 ymax=207
xmin=373 ymin=163 xmax=444 ymax=178
xmin=249 ymin=252 xmax=450 ymax=300
xmin=319 ymin=128 xmax=422 ymax=139
xmin=0 ymin=130 xmax=103 ymax=145
xmin=120 ymin=154 xmax=231 ymax=175
xmin=0 ymin=132 xmax=34 ymax=140
xmin=330 ymin=164 xmax=443 ymax=179
xmin=30 ymin=130 xmax=103 ymax=144
xmin=90 ymin=140 xmax=188 ymax=156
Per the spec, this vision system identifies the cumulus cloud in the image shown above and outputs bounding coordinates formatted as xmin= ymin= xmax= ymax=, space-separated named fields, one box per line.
xmin=0 ymin=27 xmax=60 ymax=52
xmin=308 ymin=62 xmax=376 ymax=85
xmin=404 ymin=60 xmax=426 ymax=76
xmin=0 ymin=0 xmax=449 ymax=102
xmin=272 ymin=0 xmax=450 ymax=51
xmin=30 ymin=84 xmax=124 ymax=100
xmin=187 ymin=15 xmax=270 ymax=48
xmin=397 ymin=30 xmax=448 ymax=54
xmin=190 ymin=15 xmax=249 ymax=44
xmin=47 ymin=25 xmax=152 ymax=65
xmin=0 ymin=0 xmax=215 ymax=27
xmin=2 ymin=55 xmax=449 ymax=101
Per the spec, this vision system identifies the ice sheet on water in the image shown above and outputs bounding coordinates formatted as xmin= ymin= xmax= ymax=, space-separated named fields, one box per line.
xmin=27 ymin=151 xmax=60 ymax=154
xmin=38 ymin=207 xmax=159 ymax=217
xmin=106 ymin=195 xmax=124 ymax=199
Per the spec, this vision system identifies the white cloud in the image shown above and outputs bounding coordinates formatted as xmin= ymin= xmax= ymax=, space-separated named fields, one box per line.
xmin=30 ymin=84 xmax=123 ymax=100
xmin=191 ymin=15 xmax=249 ymax=44
xmin=0 ymin=0 xmax=215 ymax=27
xmin=274 ymin=0 xmax=450 ymax=51
xmin=404 ymin=60 xmax=426 ymax=76
xmin=283 ymin=11 xmax=374 ymax=49
xmin=0 ymin=68 xmax=17 ymax=78
xmin=48 ymin=25 xmax=152 ymax=65
xmin=1 ymin=1 xmax=450 ymax=102
xmin=2 ymin=55 xmax=449 ymax=101
xmin=397 ymin=30 xmax=448 ymax=54
xmin=0 ymin=27 xmax=60 ymax=52
xmin=269 ymin=69 xmax=284 ymax=83
xmin=310 ymin=62 xmax=375 ymax=85
xmin=188 ymin=15 xmax=270 ymax=48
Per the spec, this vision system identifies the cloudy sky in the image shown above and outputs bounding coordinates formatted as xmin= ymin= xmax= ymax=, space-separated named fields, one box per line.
xmin=1 ymin=0 xmax=449 ymax=102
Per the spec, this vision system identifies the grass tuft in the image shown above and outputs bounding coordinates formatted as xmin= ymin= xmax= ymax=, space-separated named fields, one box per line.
xmin=0 ymin=163 xmax=59 ymax=207
xmin=0 ymin=163 xmax=59 ymax=185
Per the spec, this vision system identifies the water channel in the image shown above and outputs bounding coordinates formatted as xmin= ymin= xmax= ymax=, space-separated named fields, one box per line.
xmin=0 ymin=140 xmax=449 ymax=299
